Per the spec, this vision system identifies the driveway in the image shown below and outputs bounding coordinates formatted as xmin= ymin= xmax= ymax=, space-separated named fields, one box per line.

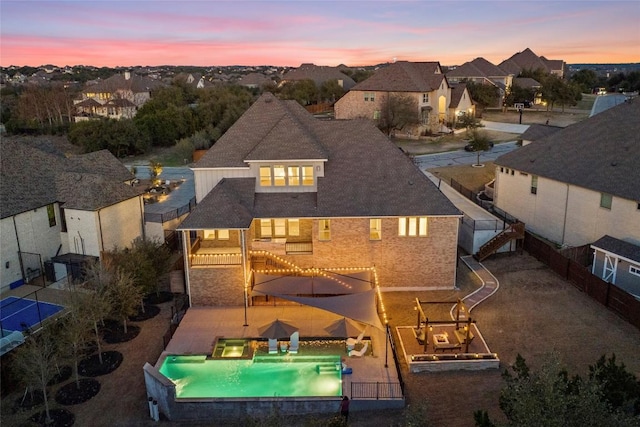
xmin=590 ymin=93 xmax=629 ymax=117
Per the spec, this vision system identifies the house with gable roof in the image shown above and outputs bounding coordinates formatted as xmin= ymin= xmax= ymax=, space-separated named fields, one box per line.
xmin=1 ymin=139 xmax=145 ymax=291
xmin=499 ymin=48 xmax=565 ymax=78
xmin=177 ymin=93 xmax=462 ymax=307
xmin=447 ymin=57 xmax=514 ymax=106
xmin=493 ymin=100 xmax=640 ymax=249
xmin=74 ymin=71 xmax=165 ymax=121
xmin=280 ymin=63 xmax=356 ymax=91
xmin=334 ymin=61 xmax=453 ymax=135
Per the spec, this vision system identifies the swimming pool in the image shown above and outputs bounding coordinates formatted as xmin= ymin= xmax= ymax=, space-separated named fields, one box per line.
xmin=159 ymin=354 xmax=342 ymax=398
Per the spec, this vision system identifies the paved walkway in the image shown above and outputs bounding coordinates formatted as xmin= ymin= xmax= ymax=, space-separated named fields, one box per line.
xmin=450 ymin=255 xmax=500 ymax=321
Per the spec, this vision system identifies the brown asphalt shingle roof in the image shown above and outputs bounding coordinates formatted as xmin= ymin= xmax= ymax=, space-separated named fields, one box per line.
xmin=182 ymin=93 xmax=461 ymax=229
xmin=83 ymin=73 xmax=164 ymax=95
xmin=447 ymin=57 xmax=508 ymax=79
xmin=495 ymin=100 xmax=640 ymax=201
xmin=282 ymin=64 xmax=356 ymax=90
xmin=1 ymin=140 xmax=138 ymax=218
xmin=519 ymin=124 xmax=563 ymax=142
xmin=350 ymin=61 xmax=446 ymax=93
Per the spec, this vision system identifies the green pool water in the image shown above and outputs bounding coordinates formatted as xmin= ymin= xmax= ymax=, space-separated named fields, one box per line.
xmin=159 ymin=354 xmax=343 ymax=398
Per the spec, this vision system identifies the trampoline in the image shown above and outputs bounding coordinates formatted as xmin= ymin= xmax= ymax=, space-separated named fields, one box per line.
xmin=0 ymin=296 xmax=65 ymax=333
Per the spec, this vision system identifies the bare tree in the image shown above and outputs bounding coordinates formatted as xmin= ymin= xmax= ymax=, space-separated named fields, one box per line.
xmin=377 ymin=92 xmax=420 ymax=137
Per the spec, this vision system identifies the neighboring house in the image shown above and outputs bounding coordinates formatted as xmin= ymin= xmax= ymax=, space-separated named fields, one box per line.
xmin=334 ymin=61 xmax=453 ymax=135
xmin=0 ymin=139 xmax=145 ymax=291
xmin=499 ymin=48 xmax=566 ymax=78
xmin=237 ymin=72 xmax=273 ymax=89
xmin=493 ymin=100 xmax=640 ymax=248
xmin=73 ymin=71 xmax=165 ymax=121
xmin=518 ymin=123 xmax=562 ymax=146
xmin=177 ymin=93 xmax=462 ymax=306
xmin=173 ymin=73 xmax=212 ymax=89
xmin=590 ymin=235 xmax=640 ymax=298
xmin=448 ymin=84 xmax=475 ymax=125
xmin=447 ymin=57 xmax=513 ymax=106
xmin=512 ymin=77 xmax=542 ymax=105
xmin=280 ymin=63 xmax=356 ymax=90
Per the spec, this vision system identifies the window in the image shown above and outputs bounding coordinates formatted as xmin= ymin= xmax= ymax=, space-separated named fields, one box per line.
xmin=531 ymin=175 xmax=538 ymax=195
xmin=302 ymin=166 xmax=314 ymax=186
xmin=217 ymin=229 xmax=229 ymax=240
xmin=47 ymin=204 xmax=56 ymax=227
xmin=260 ymin=166 xmax=272 ymax=186
xmin=274 ymin=219 xmax=286 ymax=237
xmin=364 ymin=92 xmax=375 ymax=102
xmin=422 ymin=93 xmax=429 ymax=103
xmin=373 ymin=110 xmax=380 ymax=120
xmin=500 ymin=167 xmax=504 ymax=173
xmin=600 ymin=193 xmax=612 ymax=210
xmin=288 ymin=219 xmax=300 ymax=236
xmin=318 ymin=219 xmax=331 ymax=241
xmin=370 ymin=219 xmax=381 ymax=240
xmin=288 ymin=166 xmax=300 ymax=186
xmin=204 ymin=229 xmax=216 ymax=239
xmin=273 ymin=165 xmax=286 ymax=186
xmin=260 ymin=219 xmax=272 ymax=237
xmin=630 ymin=265 xmax=640 ymax=277
xmin=398 ymin=217 xmax=428 ymax=237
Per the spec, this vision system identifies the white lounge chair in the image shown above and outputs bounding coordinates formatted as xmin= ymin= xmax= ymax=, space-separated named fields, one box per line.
xmin=288 ymin=331 xmax=299 ymax=354
xmin=345 ymin=328 xmax=366 ymax=351
xmin=268 ymin=338 xmax=278 ymax=354
xmin=349 ymin=342 xmax=368 ymax=357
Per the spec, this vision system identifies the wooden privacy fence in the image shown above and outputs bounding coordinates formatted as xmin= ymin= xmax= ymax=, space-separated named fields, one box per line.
xmin=523 ymin=232 xmax=640 ymax=331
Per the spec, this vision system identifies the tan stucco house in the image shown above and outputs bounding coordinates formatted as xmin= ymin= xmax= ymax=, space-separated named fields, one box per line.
xmin=493 ymin=100 xmax=640 ymax=248
xmin=177 ymin=93 xmax=462 ymax=307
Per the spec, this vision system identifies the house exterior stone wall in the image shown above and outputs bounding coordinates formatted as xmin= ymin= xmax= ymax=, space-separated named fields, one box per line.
xmin=188 ymin=266 xmax=245 ymax=306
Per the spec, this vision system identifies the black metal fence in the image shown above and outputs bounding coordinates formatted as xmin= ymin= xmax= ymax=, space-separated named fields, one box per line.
xmin=350 ymin=382 xmax=403 ymax=399
xmin=144 ymin=197 xmax=196 ymax=224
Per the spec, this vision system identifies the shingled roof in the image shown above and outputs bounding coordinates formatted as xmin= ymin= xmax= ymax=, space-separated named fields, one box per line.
xmin=447 ymin=57 xmax=509 ymax=79
xmin=499 ymin=48 xmax=564 ymax=76
xmin=1 ymin=140 xmax=138 ymax=219
xmin=591 ymin=235 xmax=640 ymax=263
xmin=182 ymin=93 xmax=460 ymax=229
xmin=282 ymin=64 xmax=356 ymax=90
xmin=351 ymin=61 xmax=446 ymax=93
xmin=495 ymin=100 xmax=640 ymax=201
xmin=82 ymin=72 xmax=164 ymax=95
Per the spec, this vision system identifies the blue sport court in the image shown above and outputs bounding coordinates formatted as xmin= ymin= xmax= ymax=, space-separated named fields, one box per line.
xmin=0 ymin=296 xmax=65 ymax=333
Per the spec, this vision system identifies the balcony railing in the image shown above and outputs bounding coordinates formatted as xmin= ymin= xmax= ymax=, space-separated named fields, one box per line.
xmin=285 ymin=242 xmax=313 ymax=254
xmin=189 ymin=250 xmax=242 ymax=266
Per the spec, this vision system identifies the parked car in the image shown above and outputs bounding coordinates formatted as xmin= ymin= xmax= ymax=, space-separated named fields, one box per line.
xmin=514 ymin=100 xmax=532 ymax=108
xmin=464 ymin=141 xmax=494 ymax=152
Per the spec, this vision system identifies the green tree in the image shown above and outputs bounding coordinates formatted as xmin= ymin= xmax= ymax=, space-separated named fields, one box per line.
xmin=570 ymin=69 xmax=599 ymax=94
xmin=278 ymin=79 xmax=319 ymax=105
xmin=377 ymin=92 xmax=420 ymax=137
xmin=466 ymin=81 xmax=500 ymax=115
xmin=503 ymin=84 xmax=536 ymax=108
xmin=319 ymin=79 xmax=345 ymax=103
xmin=466 ymin=128 xmax=492 ymax=166
xmin=589 ymin=354 xmax=640 ymax=415
xmin=104 ymin=268 xmax=141 ymax=334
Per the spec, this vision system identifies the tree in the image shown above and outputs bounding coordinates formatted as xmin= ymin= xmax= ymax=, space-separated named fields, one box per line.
xmin=104 ymin=268 xmax=141 ymax=334
xmin=466 ymin=128 xmax=492 ymax=166
xmin=477 ymin=353 xmax=640 ymax=427
xmin=278 ymin=79 xmax=319 ymax=106
xmin=503 ymin=84 xmax=536 ymax=108
xmin=11 ymin=324 xmax=60 ymax=424
xmin=570 ymin=69 xmax=599 ymax=94
xmin=319 ymin=79 xmax=345 ymax=103
xmin=58 ymin=291 xmax=93 ymax=388
xmin=80 ymin=260 xmax=114 ymax=364
xmin=589 ymin=354 xmax=640 ymax=415
xmin=466 ymin=81 xmax=500 ymax=115
xmin=377 ymin=92 xmax=420 ymax=137
xmin=540 ymin=74 xmax=581 ymax=112
xmin=149 ymin=160 xmax=163 ymax=186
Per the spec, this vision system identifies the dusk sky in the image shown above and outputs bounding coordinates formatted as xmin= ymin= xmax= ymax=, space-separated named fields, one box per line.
xmin=1 ymin=1 xmax=639 ymax=68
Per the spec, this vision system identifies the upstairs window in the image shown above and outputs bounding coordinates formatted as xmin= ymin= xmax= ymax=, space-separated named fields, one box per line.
xmin=364 ymin=92 xmax=375 ymax=102
xmin=422 ymin=93 xmax=429 ymax=103
xmin=288 ymin=166 xmax=300 ymax=186
xmin=398 ymin=217 xmax=428 ymax=237
xmin=318 ymin=219 xmax=331 ymax=241
xmin=301 ymin=166 xmax=314 ymax=186
xmin=260 ymin=166 xmax=272 ymax=186
xmin=217 ymin=229 xmax=230 ymax=240
xmin=260 ymin=219 xmax=272 ymax=237
xmin=288 ymin=219 xmax=300 ymax=236
xmin=600 ymin=193 xmax=612 ymax=210
xmin=274 ymin=219 xmax=286 ymax=237
xmin=273 ymin=165 xmax=286 ymax=186
xmin=370 ymin=219 xmax=382 ymax=240
xmin=531 ymin=176 xmax=538 ymax=195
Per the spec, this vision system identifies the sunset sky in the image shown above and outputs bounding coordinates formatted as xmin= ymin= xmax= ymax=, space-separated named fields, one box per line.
xmin=1 ymin=0 xmax=639 ymax=68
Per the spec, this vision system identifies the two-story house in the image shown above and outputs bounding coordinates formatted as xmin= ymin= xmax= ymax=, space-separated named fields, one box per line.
xmin=280 ymin=63 xmax=356 ymax=91
xmin=493 ymin=100 xmax=640 ymax=248
xmin=177 ymin=93 xmax=462 ymax=307
xmin=1 ymin=139 xmax=145 ymax=291
xmin=334 ymin=61 xmax=453 ymax=135
xmin=446 ymin=57 xmax=514 ymax=107
xmin=498 ymin=48 xmax=566 ymax=78
xmin=74 ymin=71 xmax=164 ymax=121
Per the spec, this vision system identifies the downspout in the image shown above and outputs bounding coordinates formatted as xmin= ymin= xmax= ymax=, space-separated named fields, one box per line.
xmin=241 ymin=229 xmax=248 ymax=326
xmin=97 ymin=209 xmax=105 ymax=255
xmin=12 ymin=216 xmax=25 ymax=283
xmin=182 ymin=230 xmax=192 ymax=307
xmin=560 ymin=183 xmax=570 ymax=245
xmin=139 ymin=196 xmax=146 ymax=240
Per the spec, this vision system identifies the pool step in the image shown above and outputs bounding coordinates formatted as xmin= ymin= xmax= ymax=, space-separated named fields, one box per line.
xmin=316 ymin=363 xmax=341 ymax=374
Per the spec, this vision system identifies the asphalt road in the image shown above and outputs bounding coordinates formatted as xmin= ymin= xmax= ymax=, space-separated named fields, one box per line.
xmin=590 ymin=93 xmax=628 ymax=117
xmin=413 ymin=141 xmax=519 ymax=169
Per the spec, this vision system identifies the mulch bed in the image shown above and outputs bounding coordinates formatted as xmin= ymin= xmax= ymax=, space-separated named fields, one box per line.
xmin=48 ymin=366 xmax=73 ymax=386
xmin=144 ymin=291 xmax=174 ymax=305
xmin=29 ymin=408 xmax=75 ymax=426
xmin=55 ymin=378 xmax=100 ymax=405
xmin=100 ymin=319 xmax=141 ymax=344
xmin=129 ymin=304 xmax=160 ymax=322
xmin=78 ymin=351 xmax=123 ymax=377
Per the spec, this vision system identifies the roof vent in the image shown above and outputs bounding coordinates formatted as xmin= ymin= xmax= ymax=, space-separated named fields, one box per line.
xmin=408 ymin=180 xmax=414 ymax=185
xmin=611 ymin=161 xmax=617 ymax=166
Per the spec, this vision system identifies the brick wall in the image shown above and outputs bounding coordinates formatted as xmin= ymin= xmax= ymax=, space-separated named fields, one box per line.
xmin=188 ymin=267 xmax=244 ymax=306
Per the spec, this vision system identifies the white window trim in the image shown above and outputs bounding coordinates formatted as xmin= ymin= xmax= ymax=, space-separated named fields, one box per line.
xmin=630 ymin=265 xmax=640 ymax=277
